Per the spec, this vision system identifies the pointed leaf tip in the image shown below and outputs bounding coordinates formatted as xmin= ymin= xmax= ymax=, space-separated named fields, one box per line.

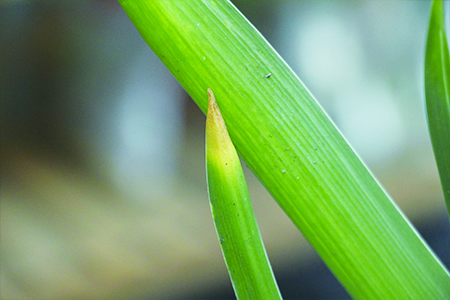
xmin=205 ymin=89 xmax=282 ymax=300
xmin=207 ymin=88 xmax=215 ymax=104
xmin=207 ymin=88 xmax=220 ymax=121
xmin=206 ymin=89 xmax=236 ymax=165
xmin=207 ymin=88 xmax=221 ymax=124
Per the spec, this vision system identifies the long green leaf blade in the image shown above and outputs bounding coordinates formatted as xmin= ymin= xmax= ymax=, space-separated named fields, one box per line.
xmin=425 ymin=0 xmax=450 ymax=217
xmin=206 ymin=89 xmax=282 ymax=300
xmin=118 ymin=1 xmax=450 ymax=298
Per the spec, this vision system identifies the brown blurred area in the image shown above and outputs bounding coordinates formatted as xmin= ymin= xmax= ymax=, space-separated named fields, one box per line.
xmin=1 ymin=1 xmax=449 ymax=299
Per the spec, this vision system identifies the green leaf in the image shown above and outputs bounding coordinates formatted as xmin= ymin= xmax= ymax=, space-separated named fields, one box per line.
xmin=118 ymin=1 xmax=450 ymax=298
xmin=206 ymin=89 xmax=282 ymax=300
xmin=425 ymin=0 xmax=450 ymax=217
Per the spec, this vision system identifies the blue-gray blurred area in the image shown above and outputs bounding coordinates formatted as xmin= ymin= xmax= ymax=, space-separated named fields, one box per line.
xmin=0 ymin=0 xmax=449 ymax=299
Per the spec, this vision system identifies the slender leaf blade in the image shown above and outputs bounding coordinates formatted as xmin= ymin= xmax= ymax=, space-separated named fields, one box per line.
xmin=206 ymin=89 xmax=282 ymax=300
xmin=425 ymin=0 xmax=450 ymax=217
xmin=119 ymin=1 xmax=450 ymax=298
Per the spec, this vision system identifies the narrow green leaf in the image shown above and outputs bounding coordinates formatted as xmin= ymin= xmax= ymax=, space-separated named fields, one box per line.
xmin=206 ymin=89 xmax=282 ymax=300
xmin=118 ymin=1 xmax=450 ymax=298
xmin=425 ymin=0 xmax=450 ymax=217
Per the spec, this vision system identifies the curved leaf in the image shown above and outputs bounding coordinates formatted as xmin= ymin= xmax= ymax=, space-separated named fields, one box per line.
xmin=425 ymin=0 xmax=450 ymax=217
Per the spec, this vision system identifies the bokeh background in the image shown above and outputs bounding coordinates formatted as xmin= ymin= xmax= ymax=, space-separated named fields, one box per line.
xmin=1 ymin=1 xmax=449 ymax=299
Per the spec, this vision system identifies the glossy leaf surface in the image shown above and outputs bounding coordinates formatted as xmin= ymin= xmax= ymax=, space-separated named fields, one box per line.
xmin=119 ymin=1 xmax=450 ymax=298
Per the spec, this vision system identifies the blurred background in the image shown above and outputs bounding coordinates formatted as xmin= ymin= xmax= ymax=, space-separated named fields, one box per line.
xmin=1 ymin=0 xmax=449 ymax=299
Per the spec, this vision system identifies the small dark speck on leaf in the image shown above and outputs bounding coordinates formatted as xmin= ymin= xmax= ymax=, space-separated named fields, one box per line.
xmin=265 ymin=73 xmax=272 ymax=78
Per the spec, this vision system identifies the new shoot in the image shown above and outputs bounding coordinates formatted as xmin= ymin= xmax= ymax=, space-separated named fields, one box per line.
xmin=205 ymin=89 xmax=282 ymax=300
